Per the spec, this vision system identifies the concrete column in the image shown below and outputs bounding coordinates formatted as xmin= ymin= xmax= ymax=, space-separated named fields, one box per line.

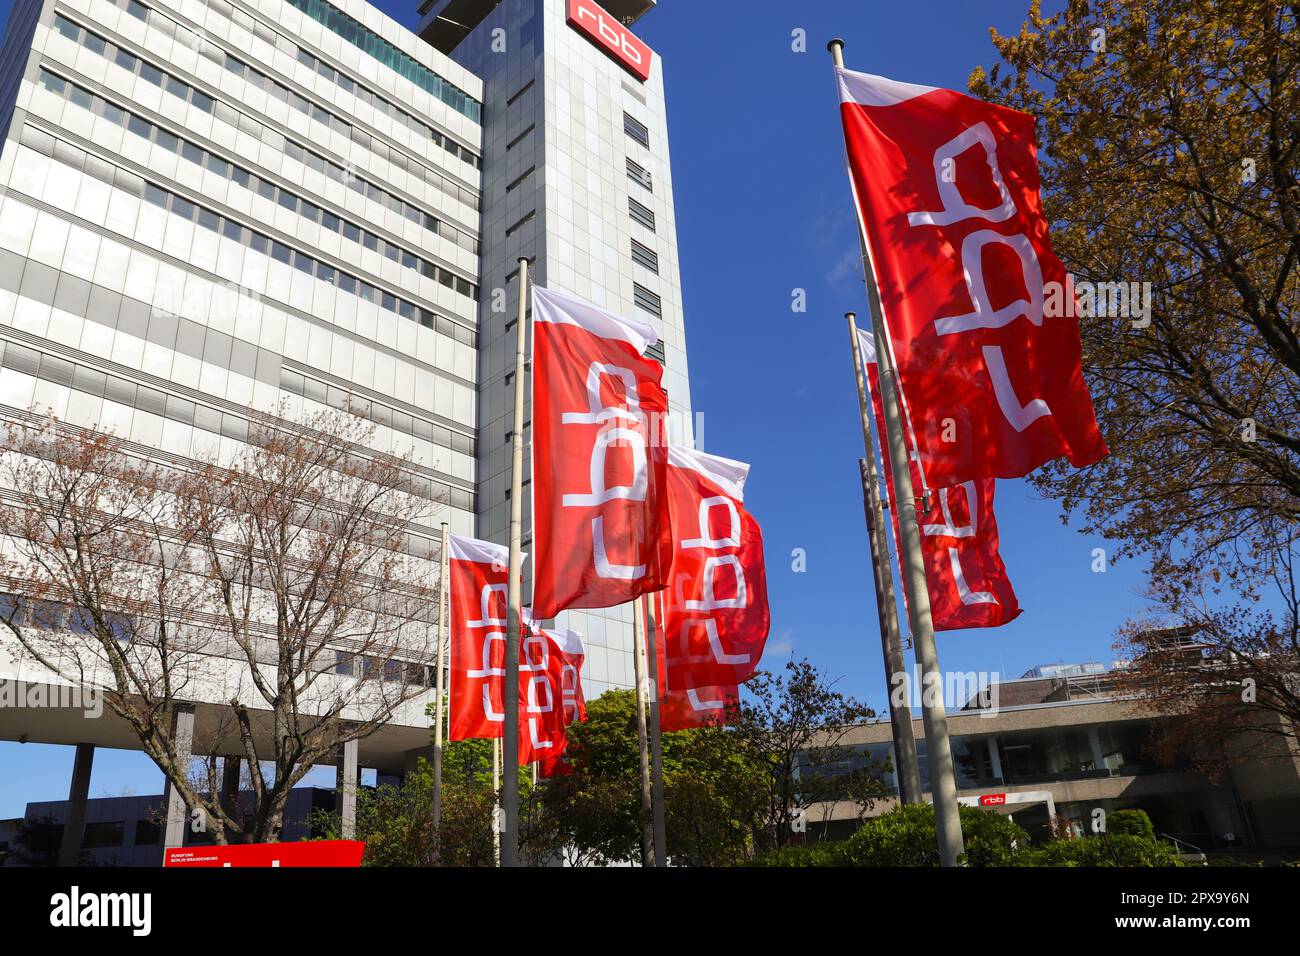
xmin=1088 ymin=727 xmax=1108 ymax=774
xmin=336 ymin=737 xmax=358 ymax=840
xmin=988 ymin=736 xmax=1003 ymax=783
xmin=161 ymin=704 xmax=195 ymax=851
xmin=57 ymin=743 xmax=94 ymax=867
xmin=220 ymin=756 xmax=242 ymax=825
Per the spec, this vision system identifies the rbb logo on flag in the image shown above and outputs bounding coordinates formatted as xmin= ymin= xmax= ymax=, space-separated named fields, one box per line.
xmin=658 ymin=446 xmax=769 ymax=731
xmin=659 ymin=680 xmax=739 ymax=733
xmin=526 ymin=615 xmax=587 ymax=778
xmin=837 ymin=67 xmax=1107 ymax=486
xmin=516 ymin=617 xmax=569 ymax=765
xmin=531 ymin=286 xmax=672 ymax=621
xmin=859 ymin=329 xmax=1020 ymax=631
xmin=549 ymin=626 xmax=588 ymax=725
xmin=447 ymin=534 xmax=513 ymax=743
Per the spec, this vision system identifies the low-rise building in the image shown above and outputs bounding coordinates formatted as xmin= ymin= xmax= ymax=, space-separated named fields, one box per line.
xmin=808 ymin=664 xmax=1300 ymax=854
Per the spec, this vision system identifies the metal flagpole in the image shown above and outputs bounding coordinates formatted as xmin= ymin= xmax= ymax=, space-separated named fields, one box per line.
xmin=829 ymin=38 xmax=965 ymax=866
xmin=492 ymin=738 xmax=501 ymax=865
xmin=502 ymin=256 xmax=530 ymax=867
xmin=847 ymin=316 xmax=923 ymax=806
xmin=643 ymin=594 xmax=667 ymax=865
xmin=432 ymin=521 xmax=450 ymax=861
xmin=631 ymin=593 xmax=655 ymax=866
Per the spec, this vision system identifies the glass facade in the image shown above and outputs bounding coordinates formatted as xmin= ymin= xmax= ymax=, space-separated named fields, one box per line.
xmin=286 ymin=0 xmax=482 ymax=122
xmin=829 ymin=720 xmax=1165 ymax=796
xmin=0 ymin=0 xmax=485 ymax=556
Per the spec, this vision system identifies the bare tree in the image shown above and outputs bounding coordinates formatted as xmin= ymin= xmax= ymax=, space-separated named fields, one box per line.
xmin=0 ymin=408 xmax=444 ymax=843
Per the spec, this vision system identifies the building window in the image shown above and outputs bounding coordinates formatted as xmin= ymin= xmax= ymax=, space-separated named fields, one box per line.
xmin=629 ymin=198 xmax=656 ymax=232
xmin=633 ymin=283 xmax=662 ymax=318
xmin=626 ymin=157 xmax=653 ymax=191
xmin=82 ymin=821 xmax=125 ymax=850
xmin=623 ymin=111 xmax=649 ymax=147
xmin=506 ymin=166 xmax=535 ymax=193
xmin=630 ymin=239 xmax=659 ymax=274
xmin=505 ymin=210 xmax=536 ymax=238
xmin=283 ymin=0 xmax=482 ymax=122
xmin=506 ymin=125 xmax=535 ymax=151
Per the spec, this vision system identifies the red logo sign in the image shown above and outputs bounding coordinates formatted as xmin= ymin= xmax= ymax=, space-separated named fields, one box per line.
xmin=163 ymin=840 xmax=365 ymax=867
xmin=567 ymin=0 xmax=652 ymax=82
xmin=980 ymin=793 xmax=1007 ymax=806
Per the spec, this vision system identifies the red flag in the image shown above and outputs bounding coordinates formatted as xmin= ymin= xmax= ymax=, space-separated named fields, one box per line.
xmin=659 ymin=682 xmax=739 ymax=732
xmin=531 ymin=286 xmax=673 ymax=621
xmin=517 ymin=622 xmax=569 ymax=765
xmin=658 ymin=446 xmax=769 ymax=731
xmin=446 ymin=536 xmax=582 ymax=764
xmin=859 ymin=328 xmax=1021 ymax=630
xmin=837 ymin=67 xmax=1106 ymax=486
xmin=523 ymin=609 xmax=587 ymax=725
xmin=447 ymin=534 xmax=511 ymax=743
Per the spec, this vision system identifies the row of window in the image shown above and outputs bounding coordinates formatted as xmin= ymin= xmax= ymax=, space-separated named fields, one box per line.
xmin=36 ymin=65 xmax=478 ymax=299
xmin=119 ymin=0 xmax=481 ymax=161
xmin=335 ymin=650 xmax=437 ymax=687
xmin=16 ymin=119 xmax=479 ymax=348
xmin=623 ymin=111 xmax=664 ymax=339
xmin=0 ymin=592 xmax=439 ymax=689
xmin=279 ymin=367 xmax=476 ymax=457
xmin=291 ymin=45 xmax=479 ymax=169
xmin=0 ymin=593 xmax=130 ymax=641
xmin=51 ymin=13 xmax=480 ymax=246
xmin=285 ymin=0 xmax=481 ymax=123
xmin=183 ymin=0 xmax=482 ymax=207
xmin=0 ymin=340 xmax=477 ymax=514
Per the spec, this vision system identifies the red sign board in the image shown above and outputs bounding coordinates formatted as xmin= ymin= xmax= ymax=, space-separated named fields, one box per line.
xmin=979 ymin=793 xmax=1007 ymax=807
xmin=567 ymin=0 xmax=653 ymax=82
xmin=164 ymin=840 xmax=365 ymax=867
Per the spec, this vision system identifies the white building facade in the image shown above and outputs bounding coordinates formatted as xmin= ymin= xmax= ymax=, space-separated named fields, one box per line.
xmin=0 ymin=0 xmax=695 ymax=848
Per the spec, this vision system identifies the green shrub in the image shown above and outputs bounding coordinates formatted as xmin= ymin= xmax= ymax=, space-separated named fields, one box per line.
xmin=750 ymin=803 xmax=1029 ymax=867
xmin=1022 ymin=833 xmax=1183 ymax=867
xmin=838 ymin=804 xmax=1028 ymax=866
xmin=747 ymin=841 xmax=849 ymax=867
xmin=1106 ymin=809 xmax=1156 ymax=839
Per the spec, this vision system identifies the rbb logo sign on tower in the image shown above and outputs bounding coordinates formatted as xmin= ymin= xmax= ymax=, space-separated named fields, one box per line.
xmin=567 ymin=0 xmax=653 ymax=82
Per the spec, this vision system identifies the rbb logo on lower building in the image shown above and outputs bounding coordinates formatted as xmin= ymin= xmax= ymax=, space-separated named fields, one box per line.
xmin=567 ymin=0 xmax=653 ymax=82
xmin=980 ymin=793 xmax=1007 ymax=807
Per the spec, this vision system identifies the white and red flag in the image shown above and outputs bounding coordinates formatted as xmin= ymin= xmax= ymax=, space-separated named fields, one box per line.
xmin=657 ymin=446 xmax=769 ymax=731
xmin=446 ymin=532 xmax=577 ymax=765
xmin=523 ymin=609 xmax=588 ymax=726
xmin=529 ymin=616 xmax=587 ymax=778
xmin=516 ymin=618 xmax=571 ymax=765
xmin=837 ymin=67 xmax=1107 ymax=486
xmin=447 ymin=533 xmax=513 ymax=743
xmin=859 ymin=329 xmax=1021 ymax=630
xmin=531 ymin=286 xmax=673 ymax=621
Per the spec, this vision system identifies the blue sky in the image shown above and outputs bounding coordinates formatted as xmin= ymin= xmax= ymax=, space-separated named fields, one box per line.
xmin=0 ymin=0 xmax=1152 ymax=815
